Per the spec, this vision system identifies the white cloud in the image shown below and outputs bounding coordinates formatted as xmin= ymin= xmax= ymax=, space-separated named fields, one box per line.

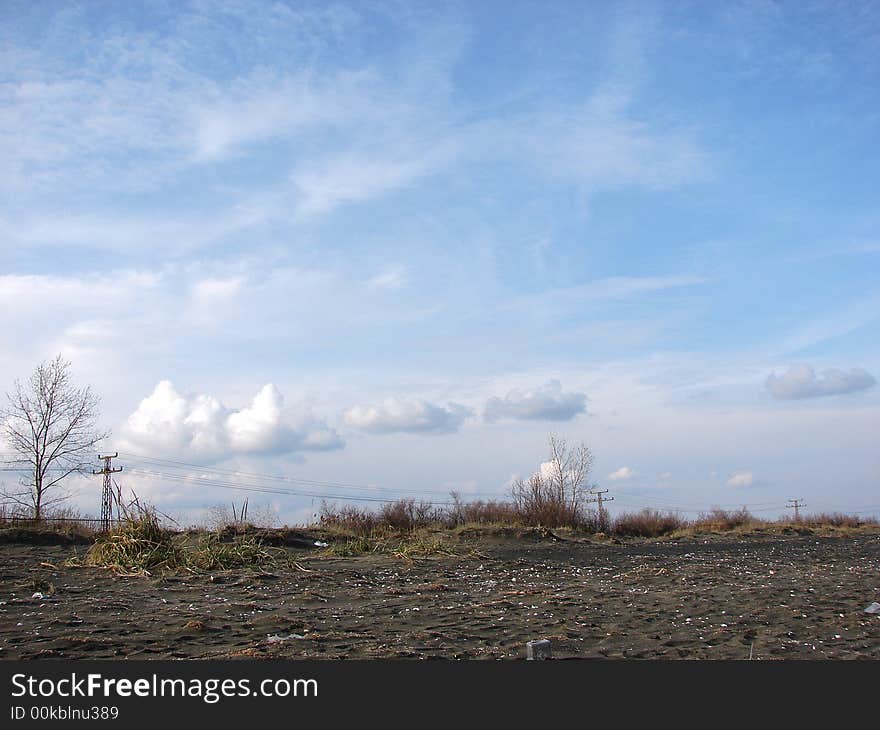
xmin=726 ymin=471 xmax=754 ymax=488
xmin=608 ymin=466 xmax=634 ymax=481
xmin=766 ymin=364 xmax=876 ymax=399
xmin=291 ymin=152 xmax=439 ymax=218
xmin=343 ymin=398 xmax=471 ymax=434
xmin=366 ymin=266 xmax=409 ymax=292
xmin=484 ymin=380 xmax=587 ymax=422
xmin=120 ymin=381 xmax=343 ymax=461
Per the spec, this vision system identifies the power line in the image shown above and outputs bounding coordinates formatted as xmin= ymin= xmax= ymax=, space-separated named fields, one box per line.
xmin=7 ymin=447 xmax=873 ymax=518
xmin=126 ymin=467 xmax=463 ymax=506
xmin=612 ymin=489 xmax=783 ymax=510
xmin=117 ymin=451 xmax=501 ymax=499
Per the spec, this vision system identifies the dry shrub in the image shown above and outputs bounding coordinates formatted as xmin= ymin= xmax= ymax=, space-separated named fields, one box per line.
xmin=692 ymin=508 xmax=759 ymax=532
xmin=320 ymin=499 xmax=444 ymax=535
xmin=323 ymin=492 xmax=592 ymax=534
xmin=511 ymin=474 xmax=588 ymax=528
xmin=448 ymin=497 xmax=520 ymax=526
xmin=315 ymin=493 xmax=880 ymax=543
xmin=510 ymin=436 xmax=595 ymax=529
xmin=612 ymin=509 xmax=685 ymax=538
xmin=518 ymin=498 xmax=585 ymax=528
xmin=379 ymin=499 xmax=443 ymax=531
xmin=799 ymin=512 xmax=878 ymax=528
xmin=319 ymin=503 xmax=383 ymax=536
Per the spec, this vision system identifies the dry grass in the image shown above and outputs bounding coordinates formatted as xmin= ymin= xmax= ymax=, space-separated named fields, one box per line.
xmin=322 ymin=531 xmax=466 ymax=561
xmin=65 ymin=505 xmax=296 ymax=576
xmin=0 ymin=505 xmax=96 ymax=539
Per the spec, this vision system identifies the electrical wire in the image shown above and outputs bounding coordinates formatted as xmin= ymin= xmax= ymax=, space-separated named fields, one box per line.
xmin=2 ymin=448 xmax=877 ymax=516
xmin=117 ymin=451 xmax=501 ymax=499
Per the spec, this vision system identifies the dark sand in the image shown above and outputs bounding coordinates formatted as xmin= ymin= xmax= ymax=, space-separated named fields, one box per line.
xmin=1 ymin=531 xmax=878 ymax=659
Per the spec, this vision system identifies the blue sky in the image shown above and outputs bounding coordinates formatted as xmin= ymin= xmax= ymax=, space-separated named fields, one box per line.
xmin=1 ymin=0 xmax=878 ymax=523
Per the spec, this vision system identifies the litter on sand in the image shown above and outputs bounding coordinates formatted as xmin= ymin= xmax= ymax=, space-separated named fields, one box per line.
xmin=313 ymin=541 xmax=329 ymax=548
xmin=266 ymin=633 xmax=305 ymax=643
xmin=526 ymin=639 xmax=552 ymax=660
xmin=31 ymin=592 xmax=43 ymax=600
xmin=864 ymin=602 xmax=880 ymax=615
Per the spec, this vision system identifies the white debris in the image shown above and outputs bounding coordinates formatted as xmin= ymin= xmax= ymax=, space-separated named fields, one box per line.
xmin=526 ymin=639 xmax=552 ymax=660
xmin=31 ymin=592 xmax=43 ymax=600
xmin=313 ymin=541 xmax=329 ymax=548
xmin=266 ymin=633 xmax=305 ymax=643
xmin=864 ymin=602 xmax=880 ymax=615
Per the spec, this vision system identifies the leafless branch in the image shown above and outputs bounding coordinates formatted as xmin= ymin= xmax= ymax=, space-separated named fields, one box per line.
xmin=1 ymin=355 xmax=108 ymax=520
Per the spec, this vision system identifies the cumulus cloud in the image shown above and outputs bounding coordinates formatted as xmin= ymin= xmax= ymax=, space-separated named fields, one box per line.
xmin=120 ymin=381 xmax=343 ymax=461
xmin=484 ymin=380 xmax=587 ymax=422
xmin=766 ymin=364 xmax=876 ymax=400
xmin=608 ymin=466 xmax=634 ymax=481
xmin=343 ymin=398 xmax=471 ymax=435
xmin=726 ymin=471 xmax=754 ymax=488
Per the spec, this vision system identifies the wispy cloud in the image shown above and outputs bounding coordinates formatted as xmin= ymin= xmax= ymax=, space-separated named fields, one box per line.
xmin=499 ymin=275 xmax=708 ymax=318
xmin=344 ymin=398 xmax=471 ymax=435
xmin=775 ymin=294 xmax=880 ymax=355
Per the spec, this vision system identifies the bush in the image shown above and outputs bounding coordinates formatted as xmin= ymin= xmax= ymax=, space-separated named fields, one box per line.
xmin=448 ymin=497 xmax=521 ymax=527
xmin=319 ymin=503 xmax=384 ymax=536
xmin=798 ymin=512 xmax=877 ymax=528
xmin=692 ymin=508 xmax=758 ymax=532
xmin=612 ymin=509 xmax=685 ymax=538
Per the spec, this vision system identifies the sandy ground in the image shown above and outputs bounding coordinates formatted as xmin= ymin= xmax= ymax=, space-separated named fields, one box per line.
xmin=0 ymin=531 xmax=878 ymax=659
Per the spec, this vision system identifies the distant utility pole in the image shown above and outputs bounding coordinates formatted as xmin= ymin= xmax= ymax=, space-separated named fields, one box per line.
xmin=93 ymin=453 xmax=122 ymax=532
xmin=786 ymin=498 xmax=805 ymax=522
xmin=586 ymin=489 xmax=614 ymax=524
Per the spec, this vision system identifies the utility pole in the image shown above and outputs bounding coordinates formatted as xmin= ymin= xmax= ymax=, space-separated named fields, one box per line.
xmin=586 ymin=489 xmax=614 ymax=527
xmin=93 ymin=453 xmax=122 ymax=532
xmin=786 ymin=498 xmax=805 ymax=522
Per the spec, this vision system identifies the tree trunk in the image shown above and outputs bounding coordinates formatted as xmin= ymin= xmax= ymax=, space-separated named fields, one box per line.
xmin=33 ymin=468 xmax=42 ymax=521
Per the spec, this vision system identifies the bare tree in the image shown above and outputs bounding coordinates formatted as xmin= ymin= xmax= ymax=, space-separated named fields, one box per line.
xmin=511 ymin=434 xmax=594 ymax=526
xmin=1 ymin=355 xmax=108 ymax=520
